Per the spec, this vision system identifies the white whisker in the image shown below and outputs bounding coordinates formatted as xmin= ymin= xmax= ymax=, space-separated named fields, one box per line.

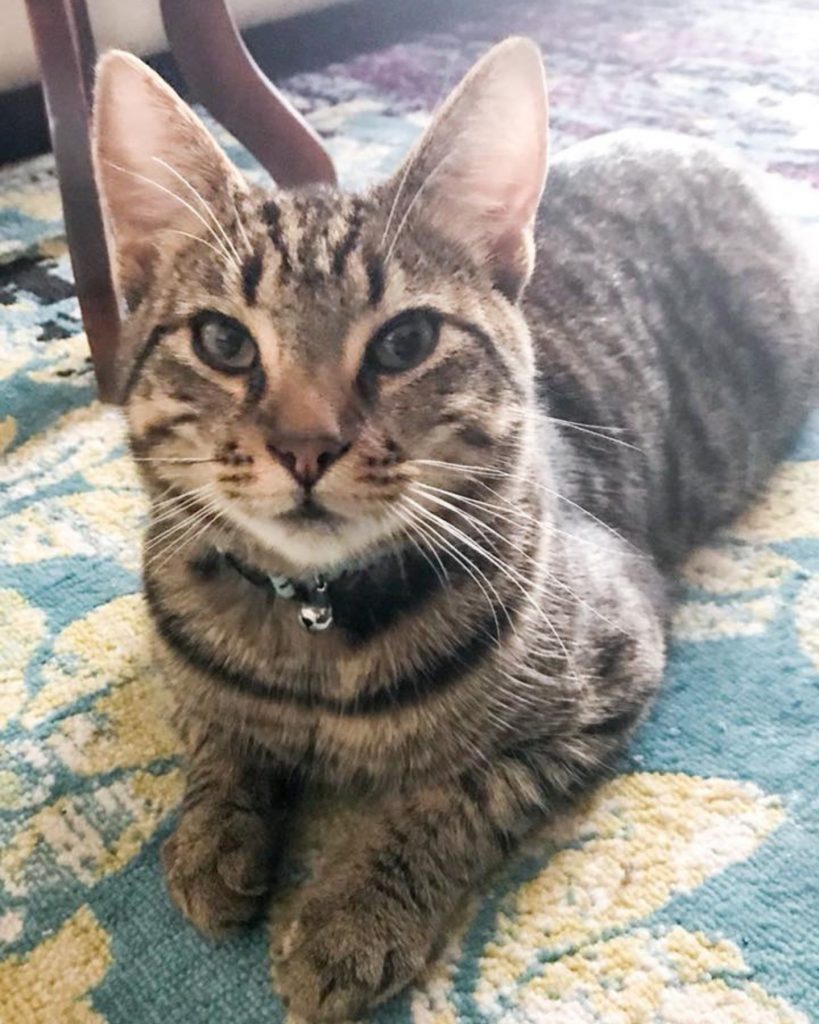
xmin=383 ymin=151 xmax=454 ymax=267
xmin=393 ymin=505 xmax=450 ymax=593
xmin=148 ymin=506 xmax=222 ymax=573
xmin=152 ymin=156 xmax=245 ymax=265
xmin=413 ymin=481 xmax=623 ymax=632
xmin=132 ymin=456 xmax=220 ymax=464
xmin=149 ymin=482 xmax=214 ymax=514
xmin=414 ymin=457 xmax=636 ymax=551
xmin=150 ymin=492 xmax=215 ymax=527
xmin=547 ymin=417 xmax=643 ymax=452
xmin=405 ymin=494 xmax=579 ymax=681
xmin=104 ymin=160 xmax=238 ymax=272
xmin=397 ymin=501 xmax=507 ymax=643
xmin=144 ymin=487 xmax=220 ymax=555
xmin=159 ymin=229 xmax=236 ymax=270
xmin=380 ymin=141 xmax=419 ymax=253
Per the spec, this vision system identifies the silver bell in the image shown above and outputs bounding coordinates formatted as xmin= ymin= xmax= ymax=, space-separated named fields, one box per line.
xmin=299 ymin=603 xmax=333 ymax=632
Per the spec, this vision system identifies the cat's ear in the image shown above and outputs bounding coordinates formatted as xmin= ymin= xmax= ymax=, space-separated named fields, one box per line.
xmin=384 ymin=37 xmax=548 ymax=300
xmin=92 ymin=51 xmax=247 ymax=306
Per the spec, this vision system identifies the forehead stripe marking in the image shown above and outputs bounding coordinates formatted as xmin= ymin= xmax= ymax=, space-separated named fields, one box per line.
xmin=261 ymin=200 xmax=292 ymax=277
xmin=332 ymin=202 xmax=364 ymax=277
xmin=365 ymin=250 xmax=386 ymax=306
xmin=241 ymin=251 xmax=264 ymax=305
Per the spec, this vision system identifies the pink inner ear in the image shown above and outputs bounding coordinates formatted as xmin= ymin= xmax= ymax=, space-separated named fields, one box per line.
xmin=427 ymin=57 xmax=547 ymax=261
xmin=94 ymin=51 xmax=252 ymax=305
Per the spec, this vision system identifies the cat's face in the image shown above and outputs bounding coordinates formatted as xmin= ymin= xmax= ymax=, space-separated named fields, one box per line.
xmin=93 ymin=40 xmax=548 ymax=571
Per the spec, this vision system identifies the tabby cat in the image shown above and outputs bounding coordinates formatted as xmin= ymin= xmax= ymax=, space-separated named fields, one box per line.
xmin=92 ymin=39 xmax=817 ymax=1019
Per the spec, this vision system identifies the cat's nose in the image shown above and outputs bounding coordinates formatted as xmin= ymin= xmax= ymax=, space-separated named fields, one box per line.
xmin=267 ymin=434 xmax=349 ymax=488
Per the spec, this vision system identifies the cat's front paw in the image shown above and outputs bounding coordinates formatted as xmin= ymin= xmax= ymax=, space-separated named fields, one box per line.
xmin=276 ymin=883 xmax=434 ymax=1021
xmin=162 ymin=805 xmax=276 ymax=938
xmin=274 ymin=876 xmax=438 ymax=1019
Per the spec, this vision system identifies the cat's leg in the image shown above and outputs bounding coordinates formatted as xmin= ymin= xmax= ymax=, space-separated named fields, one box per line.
xmin=162 ymin=723 xmax=291 ymax=937
xmin=275 ymin=728 xmax=631 ymax=1020
xmin=276 ymin=596 xmax=665 ymax=1018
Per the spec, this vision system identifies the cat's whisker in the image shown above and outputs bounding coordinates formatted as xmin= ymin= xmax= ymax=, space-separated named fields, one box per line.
xmin=159 ymin=229 xmax=237 ymax=273
xmin=413 ymin=458 xmax=508 ymax=478
xmin=412 ymin=484 xmax=537 ymax=570
xmin=546 ymin=417 xmax=644 ymax=453
xmin=535 ymin=480 xmax=631 ymax=548
xmin=104 ymin=160 xmax=239 ymax=272
xmin=383 ymin=151 xmax=454 ymax=267
xmin=414 ymin=458 xmax=634 ymax=550
xmin=144 ymin=488 xmax=220 ymax=554
xmin=148 ymin=505 xmax=223 ymax=573
xmin=149 ymin=482 xmax=214 ymax=514
xmin=401 ymin=499 xmax=527 ymax=643
xmin=152 ymin=156 xmax=247 ymax=264
xmin=391 ymin=505 xmax=450 ymax=594
xmin=407 ymin=489 xmax=542 ymax=612
xmin=412 ymin=482 xmax=622 ymax=632
xmin=149 ymin=492 xmax=215 ymax=527
xmin=406 ymin=542 xmax=523 ymax=674
xmin=412 ymin=502 xmax=578 ymax=686
xmin=547 ymin=417 xmax=634 ymax=435
xmin=132 ymin=456 xmax=221 ymax=464
xmin=414 ymin=481 xmax=540 ymax=529
xmin=379 ymin=134 xmax=425 ymax=254
xmin=144 ymin=512 xmax=208 ymax=555
xmin=396 ymin=501 xmax=508 ymax=643
xmin=422 ymin=477 xmax=616 ymax=557
xmin=404 ymin=494 xmax=579 ymax=680
xmin=145 ymin=511 xmax=222 ymax=570
xmin=397 ymin=503 xmax=510 ymax=640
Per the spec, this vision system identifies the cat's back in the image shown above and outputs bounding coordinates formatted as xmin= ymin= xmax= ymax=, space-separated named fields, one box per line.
xmin=526 ymin=129 xmax=818 ymax=564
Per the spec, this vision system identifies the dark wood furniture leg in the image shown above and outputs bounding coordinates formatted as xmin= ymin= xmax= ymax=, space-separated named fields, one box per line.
xmin=25 ymin=0 xmax=121 ymax=402
xmin=160 ymin=0 xmax=337 ymax=188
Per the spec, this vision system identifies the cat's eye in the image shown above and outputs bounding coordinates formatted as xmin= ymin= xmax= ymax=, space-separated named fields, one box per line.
xmin=191 ymin=312 xmax=258 ymax=373
xmin=367 ymin=309 xmax=441 ymax=374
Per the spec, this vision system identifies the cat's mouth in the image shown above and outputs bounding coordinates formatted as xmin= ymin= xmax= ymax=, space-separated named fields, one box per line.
xmin=215 ymin=489 xmax=405 ymax=571
xmin=278 ymin=494 xmax=342 ymax=527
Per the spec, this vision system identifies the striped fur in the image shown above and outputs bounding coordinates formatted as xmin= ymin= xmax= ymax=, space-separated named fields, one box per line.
xmin=92 ymin=42 xmax=818 ymax=1019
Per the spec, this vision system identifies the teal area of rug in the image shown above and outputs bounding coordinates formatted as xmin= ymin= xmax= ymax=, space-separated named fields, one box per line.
xmin=1 ymin=2 xmax=818 ymax=1021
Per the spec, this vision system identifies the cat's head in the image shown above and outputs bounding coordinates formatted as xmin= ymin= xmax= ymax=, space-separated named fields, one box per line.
xmin=93 ymin=38 xmax=549 ymax=572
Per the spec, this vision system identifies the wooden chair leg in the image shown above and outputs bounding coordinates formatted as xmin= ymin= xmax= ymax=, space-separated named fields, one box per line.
xmin=160 ymin=0 xmax=337 ymax=188
xmin=25 ymin=0 xmax=121 ymax=402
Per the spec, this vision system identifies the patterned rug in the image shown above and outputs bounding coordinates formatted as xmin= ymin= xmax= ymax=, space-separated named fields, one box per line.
xmin=1 ymin=1 xmax=818 ymax=1021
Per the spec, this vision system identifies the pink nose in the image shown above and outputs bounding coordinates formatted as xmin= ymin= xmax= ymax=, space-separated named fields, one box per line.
xmin=267 ymin=435 xmax=348 ymax=488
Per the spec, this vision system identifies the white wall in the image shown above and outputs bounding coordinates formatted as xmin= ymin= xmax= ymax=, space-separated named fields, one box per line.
xmin=2 ymin=0 xmax=351 ymax=90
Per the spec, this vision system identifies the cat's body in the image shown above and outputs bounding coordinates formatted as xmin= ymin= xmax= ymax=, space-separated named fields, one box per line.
xmin=92 ymin=42 xmax=817 ymax=1021
xmin=532 ymin=131 xmax=816 ymax=566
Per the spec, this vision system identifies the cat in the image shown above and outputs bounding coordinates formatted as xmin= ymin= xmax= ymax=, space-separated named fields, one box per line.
xmin=92 ymin=37 xmax=817 ymax=1020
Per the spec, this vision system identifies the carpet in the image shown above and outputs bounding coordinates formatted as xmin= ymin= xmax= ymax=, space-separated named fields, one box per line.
xmin=1 ymin=1 xmax=818 ymax=1021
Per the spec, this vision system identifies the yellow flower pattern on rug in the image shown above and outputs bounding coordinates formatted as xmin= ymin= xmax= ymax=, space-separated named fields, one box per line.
xmin=0 ymin=907 xmax=112 ymax=1024
xmin=461 ymin=776 xmax=806 ymax=1024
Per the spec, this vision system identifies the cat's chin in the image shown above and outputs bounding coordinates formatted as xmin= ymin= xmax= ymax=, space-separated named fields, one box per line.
xmin=220 ymin=502 xmax=400 ymax=574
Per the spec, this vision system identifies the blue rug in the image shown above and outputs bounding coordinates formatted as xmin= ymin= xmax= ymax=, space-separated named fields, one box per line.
xmin=1 ymin=2 xmax=817 ymax=1020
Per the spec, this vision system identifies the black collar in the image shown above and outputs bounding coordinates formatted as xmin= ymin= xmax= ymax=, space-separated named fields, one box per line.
xmin=210 ymin=542 xmax=463 ymax=645
xmin=222 ymin=550 xmax=342 ymax=632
